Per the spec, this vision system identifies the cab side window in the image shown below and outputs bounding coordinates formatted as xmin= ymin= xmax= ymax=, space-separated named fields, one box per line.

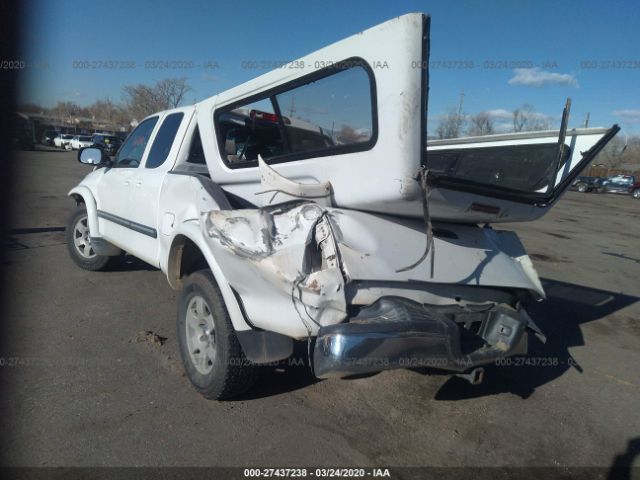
xmin=115 ymin=117 xmax=158 ymax=168
xmin=145 ymin=113 xmax=185 ymax=169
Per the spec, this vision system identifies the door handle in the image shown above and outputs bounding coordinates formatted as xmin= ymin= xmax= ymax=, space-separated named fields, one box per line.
xmin=123 ymin=180 xmax=130 ymax=186
xmin=135 ymin=180 xmax=143 ymax=187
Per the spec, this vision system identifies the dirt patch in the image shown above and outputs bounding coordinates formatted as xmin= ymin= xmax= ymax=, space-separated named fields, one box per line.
xmin=545 ymin=232 xmax=572 ymax=240
xmin=558 ymin=217 xmax=578 ymax=223
xmin=529 ymin=253 xmax=571 ymax=263
xmin=131 ymin=330 xmax=167 ymax=346
xmin=616 ymin=316 xmax=640 ymax=338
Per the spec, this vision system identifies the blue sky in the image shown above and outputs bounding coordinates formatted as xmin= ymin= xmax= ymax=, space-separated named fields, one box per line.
xmin=18 ymin=0 xmax=640 ymax=134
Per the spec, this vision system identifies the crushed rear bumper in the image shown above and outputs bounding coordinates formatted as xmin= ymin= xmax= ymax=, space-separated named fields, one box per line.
xmin=313 ymin=297 xmax=535 ymax=378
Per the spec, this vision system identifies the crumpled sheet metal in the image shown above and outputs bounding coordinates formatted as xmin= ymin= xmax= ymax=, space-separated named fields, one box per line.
xmin=202 ymin=202 xmax=347 ymax=338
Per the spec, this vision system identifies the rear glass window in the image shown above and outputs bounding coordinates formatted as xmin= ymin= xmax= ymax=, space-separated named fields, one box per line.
xmin=146 ymin=113 xmax=184 ymax=169
xmin=187 ymin=127 xmax=207 ymax=164
xmin=428 ymin=144 xmax=570 ymax=193
xmin=214 ymin=60 xmax=375 ymax=167
xmin=217 ymin=98 xmax=285 ymax=165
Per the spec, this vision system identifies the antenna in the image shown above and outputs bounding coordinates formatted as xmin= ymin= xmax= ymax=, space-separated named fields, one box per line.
xmin=288 ymin=95 xmax=296 ymax=117
xmin=457 ymin=90 xmax=465 ymax=118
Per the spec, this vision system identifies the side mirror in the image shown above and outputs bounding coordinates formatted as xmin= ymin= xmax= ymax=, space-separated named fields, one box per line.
xmin=78 ymin=147 xmax=109 ymax=167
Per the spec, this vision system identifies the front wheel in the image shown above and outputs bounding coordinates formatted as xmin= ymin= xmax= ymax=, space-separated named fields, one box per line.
xmin=632 ymin=189 xmax=640 ymax=199
xmin=577 ymin=183 xmax=588 ymax=193
xmin=177 ymin=270 xmax=258 ymax=400
xmin=66 ymin=205 xmax=116 ymax=271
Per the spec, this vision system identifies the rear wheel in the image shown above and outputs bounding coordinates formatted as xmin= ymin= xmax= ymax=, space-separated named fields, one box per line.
xmin=177 ymin=270 xmax=258 ymax=400
xmin=577 ymin=183 xmax=588 ymax=193
xmin=66 ymin=205 xmax=116 ymax=271
xmin=633 ymin=189 xmax=640 ymax=199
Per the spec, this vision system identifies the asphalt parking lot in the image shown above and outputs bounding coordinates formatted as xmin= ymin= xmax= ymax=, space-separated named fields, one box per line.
xmin=1 ymin=148 xmax=639 ymax=471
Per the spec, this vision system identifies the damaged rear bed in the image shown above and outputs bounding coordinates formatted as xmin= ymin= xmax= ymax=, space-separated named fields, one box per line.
xmin=201 ymin=188 xmax=545 ymax=378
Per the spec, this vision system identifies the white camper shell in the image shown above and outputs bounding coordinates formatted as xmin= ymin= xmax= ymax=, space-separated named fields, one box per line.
xmin=68 ymin=13 xmax=618 ymax=399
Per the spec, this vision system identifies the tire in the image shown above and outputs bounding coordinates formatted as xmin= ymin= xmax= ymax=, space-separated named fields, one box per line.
xmin=66 ymin=205 xmax=115 ymax=271
xmin=633 ymin=189 xmax=640 ymax=199
xmin=577 ymin=183 xmax=588 ymax=193
xmin=177 ymin=269 xmax=258 ymax=400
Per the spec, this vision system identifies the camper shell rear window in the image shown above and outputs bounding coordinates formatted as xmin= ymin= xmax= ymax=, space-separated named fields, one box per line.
xmin=428 ymin=143 xmax=571 ymax=193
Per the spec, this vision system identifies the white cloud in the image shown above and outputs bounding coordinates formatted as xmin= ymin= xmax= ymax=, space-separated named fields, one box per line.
xmin=62 ymin=90 xmax=84 ymax=99
xmin=484 ymin=108 xmax=555 ymax=122
xmin=493 ymin=122 xmax=514 ymax=133
xmin=529 ymin=111 xmax=557 ymax=121
xmin=612 ymin=109 xmax=640 ymax=124
xmin=484 ymin=108 xmax=512 ymax=120
xmin=508 ymin=67 xmax=578 ymax=87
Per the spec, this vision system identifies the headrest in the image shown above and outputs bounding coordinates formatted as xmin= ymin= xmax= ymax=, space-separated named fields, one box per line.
xmin=225 ymin=138 xmax=236 ymax=155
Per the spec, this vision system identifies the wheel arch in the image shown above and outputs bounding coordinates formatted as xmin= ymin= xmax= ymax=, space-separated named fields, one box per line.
xmin=68 ymin=186 xmax=100 ymax=237
xmin=167 ymin=227 xmax=252 ymax=333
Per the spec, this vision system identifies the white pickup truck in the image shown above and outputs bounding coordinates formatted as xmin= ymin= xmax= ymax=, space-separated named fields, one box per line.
xmin=67 ymin=13 xmax=618 ymax=399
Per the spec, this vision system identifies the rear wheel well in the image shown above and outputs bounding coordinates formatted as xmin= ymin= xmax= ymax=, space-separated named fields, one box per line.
xmin=70 ymin=193 xmax=85 ymax=205
xmin=168 ymin=235 xmax=209 ymax=289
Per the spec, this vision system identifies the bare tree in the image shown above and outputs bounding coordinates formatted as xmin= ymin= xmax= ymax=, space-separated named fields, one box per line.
xmin=596 ymin=136 xmax=640 ymax=171
xmin=436 ymin=107 xmax=466 ymax=139
xmin=467 ymin=112 xmax=494 ymax=136
xmin=155 ymin=77 xmax=192 ymax=109
xmin=50 ymin=101 xmax=84 ymax=119
xmin=512 ymin=105 xmax=528 ymax=132
xmin=17 ymin=80 xmax=189 ymax=132
xmin=512 ymin=104 xmax=552 ymax=132
xmin=122 ymin=84 xmax=163 ymax=120
xmin=86 ymin=98 xmax=130 ymax=126
xmin=122 ymin=77 xmax=192 ymax=120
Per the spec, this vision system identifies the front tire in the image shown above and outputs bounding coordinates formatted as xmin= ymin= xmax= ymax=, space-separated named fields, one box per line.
xmin=632 ymin=189 xmax=640 ymax=199
xmin=66 ymin=205 xmax=115 ymax=271
xmin=577 ymin=183 xmax=588 ymax=193
xmin=177 ymin=270 xmax=258 ymax=400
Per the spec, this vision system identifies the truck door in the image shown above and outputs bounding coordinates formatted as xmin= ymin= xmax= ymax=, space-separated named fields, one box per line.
xmin=127 ymin=109 xmax=192 ymax=266
xmin=95 ymin=116 xmax=159 ymax=249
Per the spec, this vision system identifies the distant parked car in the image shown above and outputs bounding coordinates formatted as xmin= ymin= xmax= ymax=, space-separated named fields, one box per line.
xmin=601 ymin=175 xmax=640 ymax=197
xmin=91 ymin=134 xmax=123 ymax=156
xmin=571 ymin=176 xmax=604 ymax=193
xmin=70 ymin=135 xmax=94 ymax=150
xmin=41 ymin=130 xmax=59 ymax=145
xmin=54 ymin=134 xmax=74 ymax=149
